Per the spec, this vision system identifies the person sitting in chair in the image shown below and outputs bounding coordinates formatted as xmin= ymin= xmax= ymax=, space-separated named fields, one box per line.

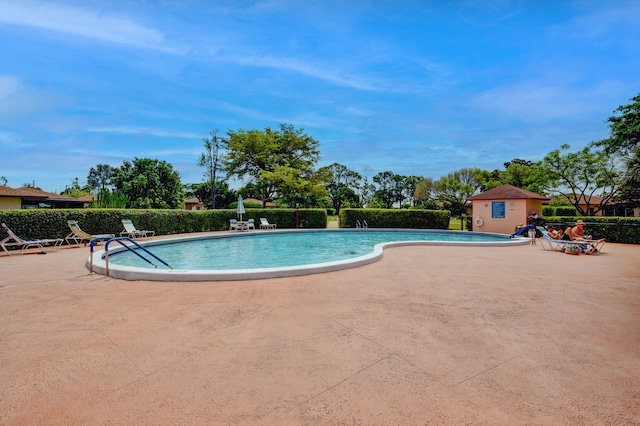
xmin=546 ymin=226 xmax=563 ymax=240
xmin=566 ymin=220 xmax=605 ymax=243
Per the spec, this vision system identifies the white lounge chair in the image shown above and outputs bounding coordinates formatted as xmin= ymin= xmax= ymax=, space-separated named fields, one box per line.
xmin=120 ymin=219 xmax=155 ymax=239
xmin=538 ymin=228 xmax=605 ymax=254
xmin=230 ymin=219 xmax=240 ymax=231
xmin=259 ymin=218 xmax=276 ymax=229
xmin=1 ymin=223 xmax=63 ymax=255
xmin=246 ymin=219 xmax=255 ymax=230
xmin=65 ymin=220 xmax=114 ymax=246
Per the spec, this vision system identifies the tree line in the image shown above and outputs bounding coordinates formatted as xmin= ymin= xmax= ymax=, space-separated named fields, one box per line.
xmin=14 ymin=92 xmax=638 ymax=216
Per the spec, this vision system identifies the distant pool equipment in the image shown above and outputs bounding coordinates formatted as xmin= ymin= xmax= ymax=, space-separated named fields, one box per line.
xmin=475 ymin=216 xmax=484 ymax=227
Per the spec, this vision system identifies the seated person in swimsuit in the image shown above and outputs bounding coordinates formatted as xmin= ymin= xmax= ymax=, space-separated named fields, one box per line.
xmin=546 ymin=226 xmax=563 ymax=240
xmin=564 ymin=220 xmax=605 ymax=243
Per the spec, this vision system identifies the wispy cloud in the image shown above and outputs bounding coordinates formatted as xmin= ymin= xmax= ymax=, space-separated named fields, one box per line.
xmin=0 ymin=0 xmax=184 ymax=53
xmin=86 ymin=126 xmax=200 ymax=139
xmin=219 ymin=52 xmax=384 ymax=91
xmin=0 ymin=74 xmax=61 ymax=119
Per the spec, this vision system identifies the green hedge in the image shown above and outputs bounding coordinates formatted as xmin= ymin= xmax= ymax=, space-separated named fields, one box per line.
xmin=339 ymin=208 xmax=450 ymax=229
xmin=541 ymin=216 xmax=640 ymax=244
xmin=542 ymin=206 xmax=578 ymax=216
xmin=0 ymin=208 xmax=327 ymax=241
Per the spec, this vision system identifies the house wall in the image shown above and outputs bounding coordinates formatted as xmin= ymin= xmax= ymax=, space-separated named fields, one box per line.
xmin=472 ymin=199 xmax=544 ymax=235
xmin=0 ymin=197 xmax=21 ymax=210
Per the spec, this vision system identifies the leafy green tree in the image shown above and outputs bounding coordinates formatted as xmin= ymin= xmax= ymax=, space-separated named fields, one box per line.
xmin=597 ymin=93 xmax=640 ymax=156
xmin=318 ymin=163 xmax=362 ymax=213
xmin=373 ymin=171 xmax=403 ymax=209
xmin=198 ymin=129 xmax=223 ymax=209
xmin=112 ymin=157 xmax=184 ymax=209
xmin=61 ymin=177 xmax=91 ymax=197
xmin=192 ymin=179 xmax=236 ymax=209
xmin=401 ymin=175 xmax=423 ymax=207
xmin=482 ymin=160 xmax=548 ymax=193
xmin=413 ymin=177 xmax=436 ymax=206
xmin=222 ymin=123 xmax=321 ymax=207
xmin=21 ymin=181 xmax=41 ymax=190
xmin=542 ymin=144 xmax=620 ymax=215
xmin=262 ymin=165 xmax=327 ymax=207
xmin=87 ymin=164 xmax=115 ymax=192
xmin=594 ymin=93 xmax=640 ymax=207
xmin=237 ymin=182 xmax=264 ymax=200
xmin=434 ymin=176 xmax=475 ymax=215
xmin=430 ymin=168 xmax=486 ymax=215
xmin=500 ymin=160 xmax=548 ymax=194
xmin=358 ymin=177 xmax=376 ymax=208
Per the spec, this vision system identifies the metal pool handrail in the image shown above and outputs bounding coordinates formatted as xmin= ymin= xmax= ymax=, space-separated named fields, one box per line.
xmin=89 ymin=237 xmax=172 ymax=276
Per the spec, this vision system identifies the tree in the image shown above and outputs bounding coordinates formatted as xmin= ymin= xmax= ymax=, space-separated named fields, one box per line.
xmin=430 ymin=168 xmax=486 ymax=215
xmin=21 ymin=181 xmax=41 ymax=190
xmin=87 ymin=164 xmax=115 ymax=192
xmin=500 ymin=160 xmax=548 ymax=194
xmin=192 ymin=179 xmax=236 ymax=209
xmin=0 ymin=176 xmax=7 ymax=186
xmin=434 ymin=176 xmax=475 ymax=215
xmin=60 ymin=177 xmax=91 ymax=198
xmin=111 ymin=158 xmax=184 ymax=209
xmin=413 ymin=177 xmax=436 ymax=206
xmin=402 ymin=175 xmax=423 ymax=207
xmin=484 ymin=160 xmax=549 ymax=194
xmin=597 ymin=93 xmax=640 ymax=156
xmin=542 ymin=144 xmax=620 ymax=215
xmin=198 ymin=129 xmax=223 ymax=209
xmin=594 ymin=93 xmax=640 ymax=208
xmin=318 ymin=163 xmax=362 ymax=213
xmin=222 ymin=123 xmax=321 ymax=207
xmin=373 ymin=171 xmax=403 ymax=209
xmin=358 ymin=177 xmax=376 ymax=208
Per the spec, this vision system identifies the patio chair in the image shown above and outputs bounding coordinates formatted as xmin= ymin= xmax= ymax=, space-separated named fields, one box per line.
xmin=246 ymin=219 xmax=255 ymax=230
xmin=259 ymin=218 xmax=276 ymax=229
xmin=65 ymin=220 xmax=114 ymax=246
xmin=120 ymin=219 xmax=155 ymax=239
xmin=1 ymin=223 xmax=63 ymax=256
xmin=538 ymin=229 xmax=605 ymax=254
xmin=229 ymin=219 xmax=240 ymax=231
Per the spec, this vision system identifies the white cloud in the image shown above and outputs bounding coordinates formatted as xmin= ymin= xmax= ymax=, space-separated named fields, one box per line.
xmin=86 ymin=126 xmax=200 ymax=139
xmin=219 ymin=52 xmax=387 ymax=92
xmin=0 ymin=0 xmax=184 ymax=53
xmin=0 ymin=74 xmax=61 ymax=119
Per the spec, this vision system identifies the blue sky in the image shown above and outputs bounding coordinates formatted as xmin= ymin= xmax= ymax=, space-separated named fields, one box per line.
xmin=1 ymin=0 xmax=639 ymax=193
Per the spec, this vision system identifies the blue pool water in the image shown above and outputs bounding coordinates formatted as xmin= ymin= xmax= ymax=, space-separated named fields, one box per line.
xmin=107 ymin=229 xmax=511 ymax=271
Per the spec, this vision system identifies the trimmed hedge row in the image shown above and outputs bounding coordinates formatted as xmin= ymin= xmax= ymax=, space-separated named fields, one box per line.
xmin=542 ymin=206 xmax=578 ymax=216
xmin=536 ymin=216 xmax=640 ymax=244
xmin=0 ymin=208 xmax=328 ymax=241
xmin=339 ymin=208 xmax=450 ymax=229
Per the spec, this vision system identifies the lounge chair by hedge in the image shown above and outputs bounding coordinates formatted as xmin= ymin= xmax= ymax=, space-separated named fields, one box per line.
xmin=120 ymin=219 xmax=155 ymax=239
xmin=259 ymin=218 xmax=276 ymax=229
xmin=65 ymin=220 xmax=114 ymax=246
xmin=1 ymin=223 xmax=63 ymax=255
xmin=538 ymin=227 xmax=605 ymax=254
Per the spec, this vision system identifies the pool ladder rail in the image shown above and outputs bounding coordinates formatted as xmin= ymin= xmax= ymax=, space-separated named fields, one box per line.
xmin=355 ymin=220 xmax=368 ymax=229
xmin=89 ymin=237 xmax=172 ymax=276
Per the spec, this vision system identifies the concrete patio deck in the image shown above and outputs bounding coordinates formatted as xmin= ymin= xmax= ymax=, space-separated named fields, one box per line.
xmin=1 ymin=233 xmax=639 ymax=425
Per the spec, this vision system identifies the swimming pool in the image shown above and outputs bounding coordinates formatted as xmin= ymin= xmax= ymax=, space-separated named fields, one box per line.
xmin=88 ymin=229 xmax=529 ymax=281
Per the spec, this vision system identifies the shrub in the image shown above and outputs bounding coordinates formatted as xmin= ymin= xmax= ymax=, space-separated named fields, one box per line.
xmin=339 ymin=208 xmax=450 ymax=229
xmin=541 ymin=216 xmax=640 ymax=244
xmin=0 ymin=208 xmax=328 ymax=242
xmin=543 ymin=206 xmax=577 ymax=216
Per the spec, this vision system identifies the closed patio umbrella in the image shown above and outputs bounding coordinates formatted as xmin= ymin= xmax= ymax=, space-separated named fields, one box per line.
xmin=236 ymin=195 xmax=245 ymax=222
